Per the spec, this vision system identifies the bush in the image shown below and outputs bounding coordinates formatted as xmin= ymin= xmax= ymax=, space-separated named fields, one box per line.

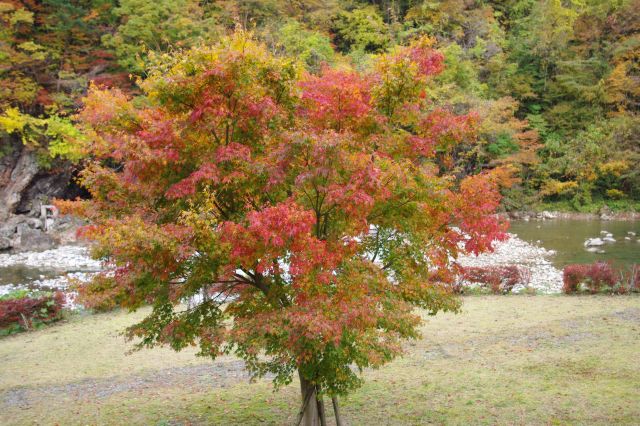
xmin=562 ymin=262 xmax=635 ymax=294
xmin=460 ymin=265 xmax=528 ymax=294
xmin=0 ymin=290 xmax=66 ymax=335
xmin=617 ymin=265 xmax=640 ymax=294
xmin=562 ymin=264 xmax=588 ymax=293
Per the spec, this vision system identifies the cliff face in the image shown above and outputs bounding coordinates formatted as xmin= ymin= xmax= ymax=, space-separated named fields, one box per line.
xmin=0 ymin=138 xmax=85 ymax=252
xmin=0 ymin=140 xmax=39 ymax=222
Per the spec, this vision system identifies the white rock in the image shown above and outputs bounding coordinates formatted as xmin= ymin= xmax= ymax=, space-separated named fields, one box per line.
xmin=541 ymin=211 xmax=556 ymax=219
xmin=628 ymin=231 xmax=636 ymax=236
xmin=584 ymin=238 xmax=605 ymax=247
xmin=0 ymin=245 xmax=101 ymax=270
xmin=603 ymin=237 xmax=616 ymax=243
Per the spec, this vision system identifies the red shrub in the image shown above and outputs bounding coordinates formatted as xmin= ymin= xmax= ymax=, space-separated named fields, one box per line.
xmin=562 ymin=264 xmax=587 ymax=293
xmin=462 ymin=265 xmax=525 ymax=294
xmin=563 ymin=262 xmax=619 ymax=294
xmin=0 ymin=292 xmax=65 ymax=331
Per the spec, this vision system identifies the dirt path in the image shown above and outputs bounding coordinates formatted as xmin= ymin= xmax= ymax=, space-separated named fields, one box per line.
xmin=2 ymin=360 xmax=254 ymax=410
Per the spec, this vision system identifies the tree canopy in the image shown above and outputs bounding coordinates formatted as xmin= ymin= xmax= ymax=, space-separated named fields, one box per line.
xmin=61 ymin=32 xmax=507 ymax=422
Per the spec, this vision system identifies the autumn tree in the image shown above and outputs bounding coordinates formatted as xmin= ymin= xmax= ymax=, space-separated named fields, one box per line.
xmin=64 ymin=32 xmax=506 ymax=424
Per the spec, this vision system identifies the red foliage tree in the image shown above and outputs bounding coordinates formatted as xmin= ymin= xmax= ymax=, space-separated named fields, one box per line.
xmin=61 ymin=32 xmax=506 ymax=424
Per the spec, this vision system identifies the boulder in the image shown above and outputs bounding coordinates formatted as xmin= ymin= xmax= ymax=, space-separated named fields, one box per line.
xmin=599 ymin=205 xmax=613 ymax=221
xmin=584 ymin=238 xmax=605 ymax=247
xmin=18 ymin=227 xmax=56 ymax=251
xmin=541 ymin=211 xmax=556 ymax=219
xmin=1 ymin=138 xmax=85 ymax=221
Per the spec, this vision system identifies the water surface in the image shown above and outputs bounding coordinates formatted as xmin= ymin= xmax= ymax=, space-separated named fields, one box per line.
xmin=509 ymin=219 xmax=639 ymax=267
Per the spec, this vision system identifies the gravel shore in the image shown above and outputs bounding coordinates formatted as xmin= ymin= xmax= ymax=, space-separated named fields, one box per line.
xmin=457 ymin=233 xmax=563 ymax=293
xmin=0 ymin=246 xmax=99 ymax=300
xmin=0 ymin=246 xmax=101 ymax=270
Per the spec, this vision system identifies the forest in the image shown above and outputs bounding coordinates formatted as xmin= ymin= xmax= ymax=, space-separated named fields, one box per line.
xmin=1 ymin=0 xmax=639 ymax=213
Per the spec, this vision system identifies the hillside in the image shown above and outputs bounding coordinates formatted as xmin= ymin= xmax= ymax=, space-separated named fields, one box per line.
xmin=1 ymin=0 xmax=639 ymax=223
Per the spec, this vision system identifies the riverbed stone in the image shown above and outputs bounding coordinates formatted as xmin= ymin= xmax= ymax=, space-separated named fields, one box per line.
xmin=18 ymin=228 xmax=56 ymax=251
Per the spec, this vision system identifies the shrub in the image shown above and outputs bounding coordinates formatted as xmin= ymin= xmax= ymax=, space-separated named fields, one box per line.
xmin=0 ymin=291 xmax=66 ymax=334
xmin=461 ymin=265 xmax=527 ymax=294
xmin=605 ymin=189 xmax=626 ymax=199
xmin=562 ymin=264 xmax=588 ymax=293
xmin=617 ymin=265 xmax=640 ymax=294
xmin=563 ymin=262 xmax=632 ymax=294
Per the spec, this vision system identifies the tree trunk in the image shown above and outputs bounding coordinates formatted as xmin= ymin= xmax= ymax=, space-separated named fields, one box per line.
xmin=332 ymin=397 xmax=344 ymax=426
xmin=298 ymin=371 xmax=320 ymax=426
xmin=317 ymin=395 xmax=327 ymax=426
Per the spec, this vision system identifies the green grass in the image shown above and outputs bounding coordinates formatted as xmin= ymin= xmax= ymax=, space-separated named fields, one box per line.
xmin=1 ymin=296 xmax=639 ymax=425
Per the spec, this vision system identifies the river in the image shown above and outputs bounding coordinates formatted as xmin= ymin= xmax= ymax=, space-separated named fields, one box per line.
xmin=509 ymin=219 xmax=639 ymax=267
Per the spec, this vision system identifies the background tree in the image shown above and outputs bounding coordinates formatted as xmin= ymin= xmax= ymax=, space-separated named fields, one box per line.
xmin=63 ymin=32 xmax=506 ymax=425
xmin=102 ymin=0 xmax=217 ymax=74
xmin=275 ymin=20 xmax=335 ymax=72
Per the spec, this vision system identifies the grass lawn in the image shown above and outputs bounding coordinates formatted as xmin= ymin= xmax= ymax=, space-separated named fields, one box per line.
xmin=1 ymin=295 xmax=639 ymax=425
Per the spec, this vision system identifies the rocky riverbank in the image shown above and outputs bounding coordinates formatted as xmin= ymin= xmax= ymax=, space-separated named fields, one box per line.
xmin=0 ymin=245 xmax=100 ymax=304
xmin=501 ymin=209 xmax=640 ymax=222
xmin=458 ymin=233 xmax=563 ymax=294
xmin=0 ymin=232 xmax=564 ymax=304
